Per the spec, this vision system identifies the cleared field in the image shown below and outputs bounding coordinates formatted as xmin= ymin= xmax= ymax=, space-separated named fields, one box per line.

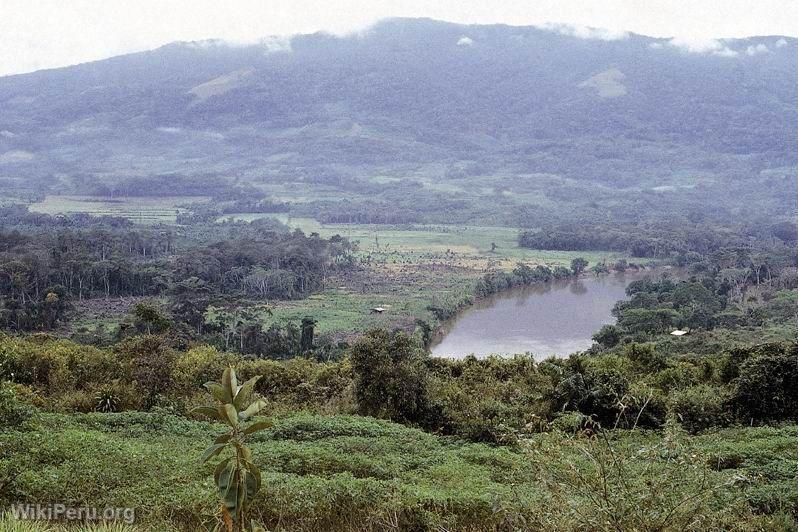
xmin=258 ymin=219 xmax=628 ymax=338
xmin=29 ymin=195 xmax=208 ymax=224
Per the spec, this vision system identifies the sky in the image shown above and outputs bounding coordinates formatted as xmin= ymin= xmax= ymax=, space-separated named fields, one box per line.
xmin=1 ymin=0 xmax=797 ymax=76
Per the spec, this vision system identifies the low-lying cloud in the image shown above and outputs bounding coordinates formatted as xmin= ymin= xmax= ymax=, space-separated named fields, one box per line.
xmin=665 ymin=36 xmax=738 ymax=57
xmin=543 ymin=23 xmax=629 ymax=41
xmin=746 ymin=43 xmax=769 ymax=56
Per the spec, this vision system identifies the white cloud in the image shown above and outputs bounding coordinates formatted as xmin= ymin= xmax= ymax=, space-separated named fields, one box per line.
xmin=776 ymin=38 xmax=788 ymax=47
xmin=543 ymin=23 xmax=629 ymax=41
xmin=666 ymin=36 xmax=737 ymax=57
xmin=457 ymin=36 xmax=474 ymax=46
xmin=745 ymin=43 xmax=769 ymax=55
xmin=156 ymin=127 xmax=183 ymax=134
xmin=262 ymin=36 xmax=293 ymax=53
xmin=0 ymin=150 xmax=34 ymax=164
xmin=0 ymin=130 xmax=15 ymax=138
xmin=2 ymin=1 xmax=798 ymax=76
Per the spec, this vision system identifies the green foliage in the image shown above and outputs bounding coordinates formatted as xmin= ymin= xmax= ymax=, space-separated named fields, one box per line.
xmin=592 ymin=324 xmax=621 ymax=348
xmin=1 ymin=411 xmax=795 ymax=530
xmin=570 ymin=257 xmax=589 ymax=276
xmin=193 ymin=367 xmax=271 ymax=530
xmin=131 ymin=301 xmax=171 ymax=335
xmin=0 ymin=382 xmax=37 ymax=430
xmin=116 ymin=336 xmax=176 ymax=407
xmin=668 ymin=385 xmax=732 ymax=434
xmin=732 ymin=346 xmax=798 ymax=423
xmin=350 ymin=329 xmax=431 ymax=424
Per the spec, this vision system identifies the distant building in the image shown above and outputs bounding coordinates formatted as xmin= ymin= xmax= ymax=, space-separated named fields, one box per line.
xmin=670 ymin=329 xmax=689 ymax=336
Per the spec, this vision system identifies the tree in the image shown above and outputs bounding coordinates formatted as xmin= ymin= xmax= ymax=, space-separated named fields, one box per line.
xmin=131 ymin=301 xmax=171 ymax=335
xmin=350 ymin=329 xmax=430 ymax=424
xmin=117 ymin=335 xmax=176 ymax=407
xmin=733 ymin=348 xmax=798 ymax=423
xmin=300 ymin=317 xmax=315 ymax=353
xmin=571 ymin=257 xmax=589 ymax=276
xmin=592 ymin=324 xmax=622 ymax=348
xmin=771 ymin=221 xmax=798 ymax=243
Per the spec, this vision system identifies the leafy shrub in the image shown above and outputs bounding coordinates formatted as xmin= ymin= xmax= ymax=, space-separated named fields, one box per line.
xmin=732 ymin=349 xmax=798 ymax=423
xmin=350 ymin=329 xmax=431 ymax=424
xmin=172 ymin=345 xmax=238 ymax=394
xmin=554 ymin=355 xmax=631 ymax=427
xmin=89 ymin=380 xmax=142 ymax=413
xmin=669 ymin=385 xmax=732 ymax=434
xmin=0 ymin=382 xmax=37 ymax=430
xmin=650 ymin=362 xmax=703 ymax=393
xmin=550 ymin=411 xmax=590 ymax=433
xmin=116 ymin=336 xmax=177 ymax=407
xmin=53 ymin=390 xmax=96 ymax=413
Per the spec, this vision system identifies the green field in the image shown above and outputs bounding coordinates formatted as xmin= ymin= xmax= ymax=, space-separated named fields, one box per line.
xmin=23 ymin=195 xmax=629 ymax=339
xmin=29 ymin=195 xmax=208 ymax=224
xmin=1 ymin=412 xmax=794 ymax=530
xmin=257 ymin=220 xmax=627 ymax=337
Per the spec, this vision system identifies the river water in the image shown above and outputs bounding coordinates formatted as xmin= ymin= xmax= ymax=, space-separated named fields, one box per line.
xmin=430 ymin=271 xmax=653 ymax=359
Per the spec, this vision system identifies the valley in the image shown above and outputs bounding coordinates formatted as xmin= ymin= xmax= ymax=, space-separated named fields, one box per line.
xmin=2 ymin=15 xmax=798 ymax=532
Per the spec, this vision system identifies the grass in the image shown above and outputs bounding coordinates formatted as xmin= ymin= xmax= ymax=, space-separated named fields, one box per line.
xmin=28 ymin=196 xmax=208 ymax=224
xmin=1 ymin=412 xmax=795 ymax=530
xmin=255 ymin=220 xmax=627 ymax=338
xmin=23 ymin=190 xmax=631 ymax=342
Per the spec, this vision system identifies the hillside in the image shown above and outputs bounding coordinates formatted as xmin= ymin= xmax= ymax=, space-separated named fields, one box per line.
xmin=1 ymin=18 xmax=797 ymax=204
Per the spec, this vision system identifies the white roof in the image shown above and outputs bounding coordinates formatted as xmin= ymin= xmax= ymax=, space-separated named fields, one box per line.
xmin=670 ymin=330 xmax=688 ymax=336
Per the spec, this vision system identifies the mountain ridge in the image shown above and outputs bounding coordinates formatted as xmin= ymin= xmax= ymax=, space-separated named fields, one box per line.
xmin=1 ymin=17 xmax=796 ymax=197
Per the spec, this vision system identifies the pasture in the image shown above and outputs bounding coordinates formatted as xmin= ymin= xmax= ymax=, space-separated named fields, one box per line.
xmin=29 ymin=195 xmax=207 ymax=224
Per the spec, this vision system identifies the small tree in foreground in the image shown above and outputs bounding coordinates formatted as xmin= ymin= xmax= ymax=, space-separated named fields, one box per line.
xmin=193 ymin=367 xmax=271 ymax=531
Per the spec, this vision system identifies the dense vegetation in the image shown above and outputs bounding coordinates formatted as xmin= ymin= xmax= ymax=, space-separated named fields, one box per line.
xmin=0 ymin=213 xmax=355 ymax=338
xmin=3 ymin=16 xmax=798 ymax=530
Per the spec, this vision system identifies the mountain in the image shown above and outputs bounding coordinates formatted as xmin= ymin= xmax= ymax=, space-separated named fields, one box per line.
xmin=0 ymin=17 xmax=797 ymax=198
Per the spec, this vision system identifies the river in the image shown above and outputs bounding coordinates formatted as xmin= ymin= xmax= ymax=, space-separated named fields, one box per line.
xmin=430 ymin=271 xmax=654 ymax=359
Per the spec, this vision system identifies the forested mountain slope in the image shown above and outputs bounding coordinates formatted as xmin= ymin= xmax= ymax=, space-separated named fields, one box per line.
xmin=1 ymin=18 xmax=796 ymax=197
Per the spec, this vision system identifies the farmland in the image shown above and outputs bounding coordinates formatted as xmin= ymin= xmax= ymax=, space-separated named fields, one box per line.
xmin=258 ymin=219 xmax=626 ymax=338
xmin=29 ymin=195 xmax=208 ymax=224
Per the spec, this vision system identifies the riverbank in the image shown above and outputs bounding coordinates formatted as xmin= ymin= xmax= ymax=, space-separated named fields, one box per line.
xmin=260 ymin=223 xmax=630 ymax=342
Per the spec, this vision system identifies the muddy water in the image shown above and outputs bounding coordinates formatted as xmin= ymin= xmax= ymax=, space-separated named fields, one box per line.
xmin=430 ymin=271 xmax=654 ymax=359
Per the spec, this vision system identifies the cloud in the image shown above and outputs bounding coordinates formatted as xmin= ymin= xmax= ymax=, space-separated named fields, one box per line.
xmin=156 ymin=127 xmax=183 ymax=134
xmin=456 ymin=36 xmax=474 ymax=46
xmin=0 ymin=150 xmax=34 ymax=164
xmin=776 ymin=38 xmax=788 ymax=47
xmin=261 ymin=36 xmax=293 ymax=53
xmin=183 ymin=35 xmax=291 ymax=53
xmin=745 ymin=43 xmax=769 ymax=55
xmin=0 ymin=130 xmax=15 ymax=138
xmin=542 ymin=23 xmax=629 ymax=41
xmin=665 ymin=36 xmax=738 ymax=57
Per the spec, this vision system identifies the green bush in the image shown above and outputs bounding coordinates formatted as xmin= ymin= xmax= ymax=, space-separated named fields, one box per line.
xmin=116 ymin=336 xmax=177 ymax=407
xmin=171 ymin=345 xmax=238 ymax=394
xmin=733 ymin=348 xmax=798 ymax=423
xmin=668 ymin=384 xmax=732 ymax=433
xmin=350 ymin=329 xmax=431 ymax=424
xmin=0 ymin=382 xmax=38 ymax=429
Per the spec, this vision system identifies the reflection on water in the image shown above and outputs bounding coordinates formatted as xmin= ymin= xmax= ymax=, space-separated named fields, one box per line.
xmin=430 ymin=271 xmax=652 ymax=359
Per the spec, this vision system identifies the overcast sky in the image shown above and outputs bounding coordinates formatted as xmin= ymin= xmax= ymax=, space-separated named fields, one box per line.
xmin=1 ymin=0 xmax=797 ymax=76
